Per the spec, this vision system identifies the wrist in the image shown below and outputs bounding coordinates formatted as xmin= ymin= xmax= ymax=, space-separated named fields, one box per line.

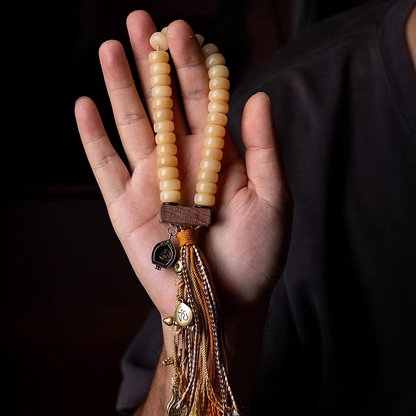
xmin=161 ymin=315 xmax=175 ymax=358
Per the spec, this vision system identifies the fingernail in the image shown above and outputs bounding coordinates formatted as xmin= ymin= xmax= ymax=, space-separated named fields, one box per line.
xmin=75 ymin=96 xmax=89 ymax=104
xmin=257 ymin=91 xmax=270 ymax=102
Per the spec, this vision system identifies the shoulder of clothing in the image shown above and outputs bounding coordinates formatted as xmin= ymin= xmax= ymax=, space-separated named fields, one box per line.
xmin=230 ymin=0 xmax=396 ymax=109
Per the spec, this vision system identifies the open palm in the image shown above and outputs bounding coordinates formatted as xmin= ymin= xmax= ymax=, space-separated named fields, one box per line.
xmin=75 ymin=11 xmax=292 ymax=322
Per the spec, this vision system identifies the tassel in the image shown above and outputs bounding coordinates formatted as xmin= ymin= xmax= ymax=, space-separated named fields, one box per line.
xmin=166 ymin=227 xmax=239 ymax=416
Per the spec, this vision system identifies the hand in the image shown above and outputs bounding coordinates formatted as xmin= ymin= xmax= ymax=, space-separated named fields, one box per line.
xmin=75 ymin=11 xmax=292 ymax=336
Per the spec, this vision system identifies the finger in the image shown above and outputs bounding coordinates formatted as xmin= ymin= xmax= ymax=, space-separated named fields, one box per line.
xmin=99 ymin=40 xmax=154 ymax=170
xmin=241 ymin=92 xmax=291 ymax=206
xmin=126 ymin=10 xmax=189 ymax=137
xmin=167 ymin=20 xmax=210 ymax=134
xmin=75 ymin=97 xmax=130 ymax=207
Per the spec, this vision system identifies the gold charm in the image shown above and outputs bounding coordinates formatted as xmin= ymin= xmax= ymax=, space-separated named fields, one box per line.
xmin=163 ymin=316 xmax=175 ymax=326
xmin=174 ymin=302 xmax=193 ymax=327
xmin=160 ymin=356 xmax=174 ymax=366
xmin=166 ymin=387 xmax=177 ymax=414
xmin=169 ymin=406 xmax=188 ymax=416
xmin=167 ymin=387 xmax=188 ymax=416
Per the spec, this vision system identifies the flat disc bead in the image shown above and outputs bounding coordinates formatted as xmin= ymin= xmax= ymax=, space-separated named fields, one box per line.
xmin=209 ymin=77 xmax=230 ymax=91
xmin=160 ymin=190 xmax=181 ymax=203
xmin=194 ymin=193 xmax=215 ymax=207
xmin=207 ymin=113 xmax=228 ymax=126
xmin=150 ymin=62 xmax=171 ymax=75
xmin=202 ymin=147 xmax=223 ymax=161
xmin=196 ymin=181 xmax=217 ymax=195
xmin=208 ymin=65 xmax=229 ymax=79
xmin=150 ymin=32 xmax=169 ymax=51
xmin=205 ymin=53 xmax=225 ymax=70
xmin=150 ymin=74 xmax=171 ymax=87
xmin=202 ymin=43 xmax=219 ymax=59
xmin=148 ymin=50 xmax=169 ymax=63
xmin=160 ymin=179 xmax=181 ymax=191
xmin=195 ymin=34 xmax=204 ymax=46
xmin=155 ymin=132 xmax=176 ymax=144
xmin=152 ymin=86 xmax=172 ymax=98
xmin=153 ymin=97 xmax=173 ymax=109
xmin=200 ymin=159 xmax=221 ymax=172
xmin=158 ymin=167 xmax=179 ymax=180
xmin=205 ymin=124 xmax=226 ymax=138
xmin=198 ymin=170 xmax=219 ymax=183
xmin=157 ymin=143 xmax=177 ymax=156
xmin=153 ymin=109 xmax=174 ymax=122
xmin=154 ymin=120 xmax=174 ymax=133
xmin=208 ymin=101 xmax=229 ymax=114
xmin=158 ymin=156 xmax=178 ymax=167
xmin=204 ymin=136 xmax=225 ymax=149
xmin=209 ymin=89 xmax=229 ymax=102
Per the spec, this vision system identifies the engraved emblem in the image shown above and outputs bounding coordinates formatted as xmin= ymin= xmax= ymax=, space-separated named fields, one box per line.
xmin=151 ymin=239 xmax=176 ymax=270
xmin=174 ymin=302 xmax=193 ymax=327
xmin=177 ymin=308 xmax=189 ymax=322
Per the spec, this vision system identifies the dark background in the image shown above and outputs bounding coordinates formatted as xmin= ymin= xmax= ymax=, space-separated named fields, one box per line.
xmin=4 ymin=0 xmax=367 ymax=414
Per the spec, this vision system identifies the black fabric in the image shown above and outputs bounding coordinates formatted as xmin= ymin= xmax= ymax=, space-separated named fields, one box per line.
xmin=116 ymin=0 xmax=416 ymax=414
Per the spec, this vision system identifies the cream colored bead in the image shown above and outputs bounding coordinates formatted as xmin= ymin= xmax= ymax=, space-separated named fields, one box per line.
xmin=150 ymin=74 xmax=171 ymax=87
xmin=209 ymin=89 xmax=229 ymax=102
xmin=208 ymin=65 xmax=229 ymax=79
xmin=160 ymin=179 xmax=181 ymax=191
xmin=195 ymin=34 xmax=204 ymax=46
xmin=154 ymin=120 xmax=174 ymax=133
xmin=161 ymin=27 xmax=168 ymax=34
xmin=204 ymin=124 xmax=226 ymax=138
xmin=150 ymin=62 xmax=171 ymax=76
xmin=157 ymin=144 xmax=177 ymax=156
xmin=160 ymin=190 xmax=181 ymax=203
xmin=158 ymin=167 xmax=179 ymax=180
xmin=202 ymin=148 xmax=223 ymax=161
xmin=209 ymin=77 xmax=230 ymax=91
xmin=203 ymin=136 xmax=225 ymax=149
xmin=205 ymin=53 xmax=226 ymax=70
xmin=200 ymin=159 xmax=221 ymax=172
xmin=208 ymin=101 xmax=229 ymax=114
xmin=198 ymin=169 xmax=219 ymax=183
xmin=152 ymin=86 xmax=172 ymax=98
xmin=202 ymin=43 xmax=219 ymax=59
xmin=153 ymin=109 xmax=174 ymax=122
xmin=152 ymin=97 xmax=173 ymax=110
xmin=194 ymin=193 xmax=215 ymax=207
xmin=150 ymin=32 xmax=169 ymax=51
xmin=155 ymin=132 xmax=176 ymax=144
xmin=196 ymin=181 xmax=217 ymax=195
xmin=206 ymin=113 xmax=228 ymax=126
xmin=157 ymin=156 xmax=178 ymax=167
xmin=148 ymin=51 xmax=169 ymax=64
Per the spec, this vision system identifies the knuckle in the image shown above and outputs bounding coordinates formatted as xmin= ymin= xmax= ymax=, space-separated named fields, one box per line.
xmin=92 ymin=152 xmax=117 ymax=172
xmin=182 ymin=87 xmax=209 ymax=102
xmin=117 ymin=111 xmax=147 ymax=127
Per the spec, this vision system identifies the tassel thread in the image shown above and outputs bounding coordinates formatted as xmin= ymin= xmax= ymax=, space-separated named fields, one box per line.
xmin=168 ymin=227 xmax=239 ymax=416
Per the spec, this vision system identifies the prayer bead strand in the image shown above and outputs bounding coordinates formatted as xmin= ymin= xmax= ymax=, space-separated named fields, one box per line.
xmin=150 ymin=33 xmax=230 ymax=208
xmin=149 ymin=32 xmax=181 ymax=204
xmin=194 ymin=43 xmax=230 ymax=207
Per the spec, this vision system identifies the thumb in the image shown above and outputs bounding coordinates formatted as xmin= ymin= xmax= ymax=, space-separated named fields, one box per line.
xmin=241 ymin=92 xmax=290 ymax=206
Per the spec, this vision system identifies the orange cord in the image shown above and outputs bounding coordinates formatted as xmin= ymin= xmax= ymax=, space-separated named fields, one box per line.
xmin=177 ymin=228 xmax=198 ymax=247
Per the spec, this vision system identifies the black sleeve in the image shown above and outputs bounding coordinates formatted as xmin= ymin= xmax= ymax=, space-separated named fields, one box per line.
xmin=116 ymin=308 xmax=162 ymax=415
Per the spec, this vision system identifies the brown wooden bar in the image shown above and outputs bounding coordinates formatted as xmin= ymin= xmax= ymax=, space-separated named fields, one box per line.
xmin=160 ymin=204 xmax=212 ymax=227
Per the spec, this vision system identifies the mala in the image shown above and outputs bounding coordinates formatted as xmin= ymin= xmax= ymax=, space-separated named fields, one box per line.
xmin=149 ymin=28 xmax=239 ymax=416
